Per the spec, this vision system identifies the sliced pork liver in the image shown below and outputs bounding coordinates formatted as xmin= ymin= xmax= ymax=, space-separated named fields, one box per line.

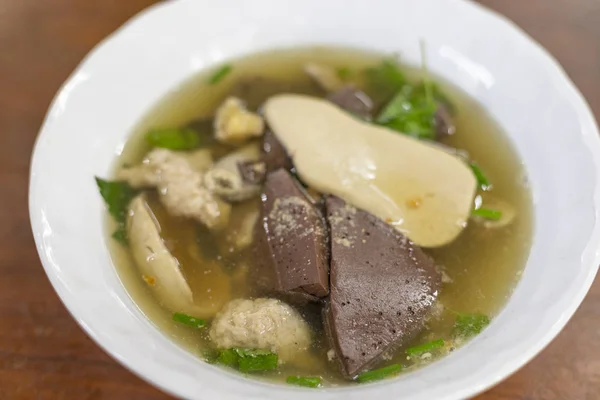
xmin=263 ymin=129 xmax=293 ymax=172
xmin=324 ymin=196 xmax=441 ymax=378
xmin=256 ymin=169 xmax=329 ymax=298
xmin=327 ymin=85 xmax=373 ymax=119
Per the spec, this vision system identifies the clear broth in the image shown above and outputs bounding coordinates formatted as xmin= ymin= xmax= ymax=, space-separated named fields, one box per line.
xmin=108 ymin=47 xmax=533 ymax=385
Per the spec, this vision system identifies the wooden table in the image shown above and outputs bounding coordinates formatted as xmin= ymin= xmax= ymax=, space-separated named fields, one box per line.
xmin=1 ymin=0 xmax=598 ymax=398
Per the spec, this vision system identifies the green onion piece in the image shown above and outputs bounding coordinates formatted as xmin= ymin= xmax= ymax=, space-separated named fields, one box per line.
xmin=469 ymin=162 xmax=491 ymax=190
xmin=409 ymin=80 xmax=456 ymax=115
xmin=453 ymin=313 xmax=490 ymax=338
xmin=146 ymin=128 xmax=200 ymax=150
xmin=356 ymin=364 xmax=403 ymax=383
xmin=406 ymin=339 xmax=445 ymax=357
xmin=376 ymin=91 xmax=410 ymax=124
xmin=208 ymin=64 xmax=233 ymax=84
xmin=472 ymin=208 xmax=502 ymax=221
xmin=172 ymin=312 xmax=206 ymax=329
xmin=336 ymin=67 xmax=351 ymax=80
xmin=375 ymin=83 xmax=438 ymax=140
xmin=286 ymin=376 xmax=322 ymax=388
xmin=217 ymin=348 xmax=239 ymax=367
xmin=380 ymin=109 xmax=437 ymax=140
xmin=95 ymin=177 xmax=138 ymax=244
xmin=235 ymin=349 xmax=278 ymax=373
xmin=364 ymin=58 xmax=406 ymax=98
xmin=216 ymin=348 xmax=279 ymax=372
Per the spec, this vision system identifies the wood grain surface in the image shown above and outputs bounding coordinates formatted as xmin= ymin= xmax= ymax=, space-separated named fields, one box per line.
xmin=0 ymin=0 xmax=598 ymax=399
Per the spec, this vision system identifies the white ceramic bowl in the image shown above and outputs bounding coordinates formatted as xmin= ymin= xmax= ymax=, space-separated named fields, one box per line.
xmin=29 ymin=0 xmax=600 ymax=399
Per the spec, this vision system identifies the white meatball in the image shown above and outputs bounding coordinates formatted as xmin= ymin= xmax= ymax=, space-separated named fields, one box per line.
xmin=209 ymin=298 xmax=311 ymax=362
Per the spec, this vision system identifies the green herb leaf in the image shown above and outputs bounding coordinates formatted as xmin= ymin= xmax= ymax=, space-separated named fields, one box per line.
xmin=356 ymin=364 xmax=402 ymax=383
xmin=238 ymin=352 xmax=278 ymax=373
xmin=336 ymin=67 xmax=351 ymax=80
xmin=217 ymin=348 xmax=239 ymax=367
xmin=406 ymin=339 xmax=445 ymax=357
xmin=208 ymin=64 xmax=233 ymax=84
xmin=375 ymin=81 xmax=439 ymax=140
xmin=172 ymin=312 xmax=206 ymax=329
xmin=146 ymin=128 xmax=200 ymax=150
xmin=412 ymin=81 xmax=456 ymax=114
xmin=202 ymin=350 xmax=219 ymax=364
xmin=95 ymin=178 xmax=136 ymax=222
xmin=365 ymin=58 xmax=406 ymax=98
xmin=469 ymin=162 xmax=491 ymax=191
xmin=379 ymin=104 xmax=437 ymax=140
xmin=216 ymin=348 xmax=279 ymax=373
xmin=376 ymin=90 xmax=411 ymax=124
xmin=286 ymin=376 xmax=322 ymax=388
xmin=472 ymin=208 xmax=502 ymax=221
xmin=111 ymin=225 xmax=128 ymax=245
xmin=453 ymin=313 xmax=490 ymax=338
xmin=95 ymin=177 xmax=137 ymax=244
xmin=234 ymin=349 xmax=278 ymax=373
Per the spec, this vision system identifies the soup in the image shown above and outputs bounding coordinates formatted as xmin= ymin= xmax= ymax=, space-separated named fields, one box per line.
xmin=97 ymin=47 xmax=532 ymax=387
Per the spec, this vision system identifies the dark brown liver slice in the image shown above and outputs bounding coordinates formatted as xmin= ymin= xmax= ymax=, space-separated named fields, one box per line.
xmin=324 ymin=196 xmax=441 ymax=378
xmin=255 ymin=169 xmax=330 ymax=298
xmin=262 ymin=129 xmax=293 ymax=172
xmin=327 ymin=85 xmax=373 ymax=119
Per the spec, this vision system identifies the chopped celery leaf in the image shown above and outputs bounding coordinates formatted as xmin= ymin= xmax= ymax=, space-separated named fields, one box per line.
xmin=336 ymin=67 xmax=351 ymax=80
xmin=217 ymin=349 xmax=239 ymax=367
xmin=238 ymin=352 xmax=278 ymax=373
xmin=146 ymin=128 xmax=200 ymax=150
xmin=365 ymin=58 xmax=406 ymax=97
xmin=453 ymin=313 xmax=490 ymax=338
xmin=469 ymin=162 xmax=491 ymax=191
xmin=216 ymin=348 xmax=278 ymax=373
xmin=111 ymin=225 xmax=128 ymax=245
xmin=208 ymin=64 xmax=233 ymax=84
xmin=472 ymin=208 xmax=502 ymax=221
xmin=376 ymin=85 xmax=437 ymax=140
xmin=95 ymin=178 xmax=136 ymax=223
xmin=286 ymin=376 xmax=322 ymax=388
xmin=172 ymin=312 xmax=205 ymax=329
xmin=356 ymin=363 xmax=402 ymax=383
xmin=95 ymin=177 xmax=137 ymax=244
xmin=406 ymin=339 xmax=445 ymax=356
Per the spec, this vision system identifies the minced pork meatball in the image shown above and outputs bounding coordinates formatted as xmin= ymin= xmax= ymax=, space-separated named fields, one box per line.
xmin=118 ymin=148 xmax=230 ymax=229
xmin=209 ymin=298 xmax=311 ymax=362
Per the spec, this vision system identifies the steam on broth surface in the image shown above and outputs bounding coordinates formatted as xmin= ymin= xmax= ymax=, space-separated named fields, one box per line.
xmin=101 ymin=47 xmax=532 ymax=386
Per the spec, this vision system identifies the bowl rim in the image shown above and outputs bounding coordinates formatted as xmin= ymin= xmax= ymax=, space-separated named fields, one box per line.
xmin=29 ymin=0 xmax=600 ymax=399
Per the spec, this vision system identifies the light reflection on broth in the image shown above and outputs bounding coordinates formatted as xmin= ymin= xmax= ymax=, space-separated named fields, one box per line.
xmin=106 ymin=47 xmax=533 ymax=385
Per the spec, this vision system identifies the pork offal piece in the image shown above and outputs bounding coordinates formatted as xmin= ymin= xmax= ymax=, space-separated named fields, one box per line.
xmin=257 ymin=169 xmax=329 ymax=298
xmin=118 ymin=148 xmax=230 ymax=230
xmin=324 ymin=196 xmax=441 ymax=378
xmin=262 ymin=129 xmax=292 ymax=173
xmin=327 ymin=85 xmax=373 ymax=120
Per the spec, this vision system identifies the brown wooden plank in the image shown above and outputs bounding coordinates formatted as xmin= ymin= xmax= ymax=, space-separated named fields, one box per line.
xmin=1 ymin=0 xmax=597 ymax=398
